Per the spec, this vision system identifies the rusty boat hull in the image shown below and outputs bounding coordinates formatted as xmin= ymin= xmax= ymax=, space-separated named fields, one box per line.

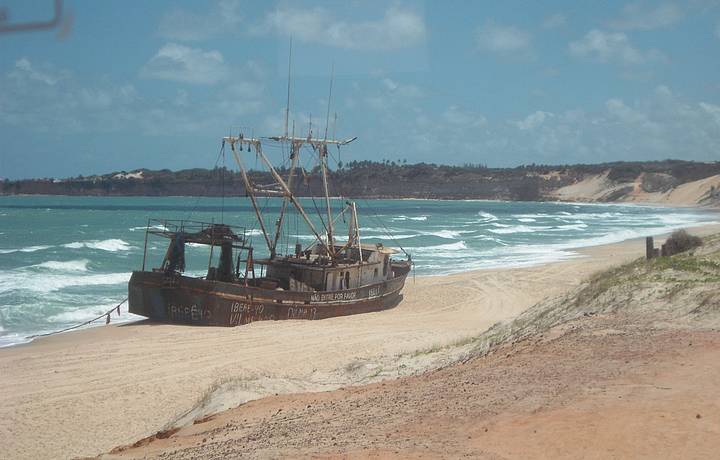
xmin=128 ymin=270 xmax=408 ymax=326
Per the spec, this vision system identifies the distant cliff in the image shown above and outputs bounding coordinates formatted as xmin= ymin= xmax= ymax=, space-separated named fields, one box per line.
xmin=3 ymin=160 xmax=720 ymax=206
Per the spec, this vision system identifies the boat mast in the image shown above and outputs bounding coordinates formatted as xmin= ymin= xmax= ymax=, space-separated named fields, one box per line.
xmin=351 ymin=201 xmax=363 ymax=283
xmin=271 ymin=41 xmax=296 ymax=259
xmin=320 ymin=66 xmax=335 ymax=256
xmin=225 ymin=53 xmax=359 ymax=263
xmin=284 ymin=39 xmax=292 ymax=139
xmin=228 ymin=139 xmax=273 ymax=251
xmin=271 ymin=139 xmax=299 ymax=258
xmin=226 ymin=135 xmax=333 ymax=257
xmin=319 ymin=143 xmax=334 ymax=256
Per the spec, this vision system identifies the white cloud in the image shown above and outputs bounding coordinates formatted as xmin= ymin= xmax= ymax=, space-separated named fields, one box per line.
xmin=378 ymin=84 xmax=720 ymax=166
xmin=141 ymin=43 xmax=228 ymax=85
xmin=500 ymin=87 xmax=720 ymax=163
xmin=158 ymin=0 xmax=243 ymax=41
xmin=514 ymin=111 xmax=554 ymax=130
xmin=443 ymin=105 xmax=487 ymax=128
xmin=476 ymin=22 xmax=531 ymax=54
xmin=361 ymin=76 xmax=424 ymax=113
xmin=382 ymin=78 xmax=399 ymax=92
xmin=609 ymin=2 xmax=683 ymax=30
xmin=700 ymin=102 xmax=720 ymax=126
xmin=259 ymin=5 xmax=426 ymax=50
xmin=381 ymin=77 xmax=423 ymax=98
xmin=10 ymin=58 xmax=64 ymax=86
xmin=542 ymin=13 xmax=567 ymax=29
xmin=569 ymin=29 xmax=666 ymax=65
xmin=605 ymin=98 xmax=651 ymax=124
xmin=0 ymin=58 xmax=264 ymax=137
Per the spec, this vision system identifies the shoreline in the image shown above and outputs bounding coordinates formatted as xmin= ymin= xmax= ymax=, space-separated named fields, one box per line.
xmin=2 ymin=193 xmax=719 ymax=207
xmin=2 ymin=218 xmax=718 ymax=350
xmin=2 ymin=222 xmax=719 ymax=459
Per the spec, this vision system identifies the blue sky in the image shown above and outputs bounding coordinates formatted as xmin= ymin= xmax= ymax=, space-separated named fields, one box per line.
xmin=1 ymin=0 xmax=720 ymax=179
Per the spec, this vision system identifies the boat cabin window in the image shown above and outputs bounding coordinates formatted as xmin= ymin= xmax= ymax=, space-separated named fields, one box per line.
xmin=374 ymin=267 xmax=378 ymax=278
xmin=383 ymin=257 xmax=388 ymax=276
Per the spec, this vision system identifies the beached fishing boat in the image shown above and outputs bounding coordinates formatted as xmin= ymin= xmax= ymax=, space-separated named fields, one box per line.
xmin=128 ymin=69 xmax=412 ymax=325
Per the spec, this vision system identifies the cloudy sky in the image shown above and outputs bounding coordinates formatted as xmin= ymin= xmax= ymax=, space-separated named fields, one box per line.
xmin=1 ymin=0 xmax=720 ymax=179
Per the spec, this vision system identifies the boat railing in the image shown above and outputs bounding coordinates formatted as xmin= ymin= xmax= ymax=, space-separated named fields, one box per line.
xmin=145 ymin=219 xmax=246 ymax=240
xmin=140 ymin=219 xmax=252 ymax=272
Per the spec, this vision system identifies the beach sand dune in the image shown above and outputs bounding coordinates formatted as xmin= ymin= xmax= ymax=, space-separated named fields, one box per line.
xmin=105 ymin=311 xmax=720 ymax=459
xmin=103 ymin=226 xmax=720 ymax=459
xmin=1 ymin=225 xmax=718 ymax=459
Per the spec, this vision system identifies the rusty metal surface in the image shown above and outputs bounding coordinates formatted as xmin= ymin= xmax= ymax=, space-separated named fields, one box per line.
xmin=128 ymin=271 xmax=407 ymax=327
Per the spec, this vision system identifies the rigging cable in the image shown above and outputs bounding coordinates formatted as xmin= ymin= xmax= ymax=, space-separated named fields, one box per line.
xmin=185 ymin=140 xmax=226 ymax=222
xmin=359 ymin=197 xmax=411 ymax=258
xmin=27 ymin=298 xmax=128 ymax=339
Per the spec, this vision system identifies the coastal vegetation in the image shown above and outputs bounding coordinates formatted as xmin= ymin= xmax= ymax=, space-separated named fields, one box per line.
xmin=3 ymin=159 xmax=720 ymax=203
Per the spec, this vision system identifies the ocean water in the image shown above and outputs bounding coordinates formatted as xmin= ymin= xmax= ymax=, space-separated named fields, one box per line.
xmin=0 ymin=195 xmax=717 ymax=347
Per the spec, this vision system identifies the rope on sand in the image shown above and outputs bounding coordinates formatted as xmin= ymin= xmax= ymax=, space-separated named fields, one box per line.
xmin=26 ymin=298 xmax=128 ymax=339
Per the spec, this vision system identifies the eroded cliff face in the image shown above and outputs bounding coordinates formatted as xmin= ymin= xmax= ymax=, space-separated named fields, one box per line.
xmin=551 ymin=171 xmax=720 ymax=206
xmin=3 ymin=160 xmax=720 ymax=206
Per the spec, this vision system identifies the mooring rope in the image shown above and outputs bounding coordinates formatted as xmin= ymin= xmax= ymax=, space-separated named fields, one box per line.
xmin=26 ymin=298 xmax=128 ymax=339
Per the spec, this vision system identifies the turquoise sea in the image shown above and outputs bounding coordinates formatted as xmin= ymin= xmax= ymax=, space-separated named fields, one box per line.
xmin=0 ymin=195 xmax=717 ymax=346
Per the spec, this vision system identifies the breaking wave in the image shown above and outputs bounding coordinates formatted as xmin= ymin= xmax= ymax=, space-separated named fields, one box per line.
xmin=63 ymin=239 xmax=133 ymax=252
xmin=31 ymin=259 xmax=90 ymax=272
xmin=420 ymin=241 xmax=468 ymax=251
xmin=392 ymin=215 xmax=428 ymax=221
xmin=0 ymin=270 xmax=130 ymax=294
xmin=477 ymin=211 xmax=498 ymax=222
xmin=488 ymin=225 xmax=551 ymax=234
xmin=0 ymin=245 xmax=52 ymax=254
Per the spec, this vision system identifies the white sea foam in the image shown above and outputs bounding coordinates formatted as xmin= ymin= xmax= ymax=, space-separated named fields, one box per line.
xmin=392 ymin=215 xmax=428 ymax=221
xmin=420 ymin=241 xmax=467 ymax=251
xmin=477 ymin=211 xmax=497 ymax=221
xmin=488 ymin=225 xmax=551 ymax=234
xmin=0 ymin=245 xmax=52 ymax=254
xmin=63 ymin=239 xmax=133 ymax=252
xmin=46 ymin=302 xmax=141 ymax=324
xmin=129 ymin=224 xmax=167 ymax=232
xmin=0 ymin=271 xmax=131 ymax=294
xmin=517 ymin=218 xmax=536 ymax=222
xmin=31 ymin=259 xmax=90 ymax=272
xmin=382 ymin=234 xmax=418 ymax=240
xmin=547 ymin=223 xmax=588 ymax=231
xmin=424 ymin=229 xmax=462 ymax=239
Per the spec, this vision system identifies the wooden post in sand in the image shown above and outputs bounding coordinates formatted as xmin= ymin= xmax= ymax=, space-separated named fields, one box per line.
xmin=646 ymin=236 xmax=655 ymax=260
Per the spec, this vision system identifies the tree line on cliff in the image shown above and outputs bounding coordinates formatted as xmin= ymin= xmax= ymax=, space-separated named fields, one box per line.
xmin=3 ymin=159 xmax=720 ymax=201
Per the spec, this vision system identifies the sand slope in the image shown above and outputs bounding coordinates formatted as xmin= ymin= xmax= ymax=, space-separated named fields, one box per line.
xmin=102 ymin=316 xmax=720 ymax=459
xmin=102 ymin=231 xmax=720 ymax=459
xmin=552 ymin=172 xmax=720 ymax=206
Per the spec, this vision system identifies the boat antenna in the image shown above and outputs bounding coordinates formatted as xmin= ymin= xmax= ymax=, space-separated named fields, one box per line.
xmin=221 ymin=141 xmax=226 ymax=224
xmin=284 ymin=38 xmax=292 ymax=139
xmin=332 ymin=112 xmax=337 ymax=142
xmin=323 ymin=62 xmax=334 ymax=141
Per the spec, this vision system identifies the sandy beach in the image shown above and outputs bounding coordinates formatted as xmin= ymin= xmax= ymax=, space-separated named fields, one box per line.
xmin=1 ymin=223 xmax=719 ymax=459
